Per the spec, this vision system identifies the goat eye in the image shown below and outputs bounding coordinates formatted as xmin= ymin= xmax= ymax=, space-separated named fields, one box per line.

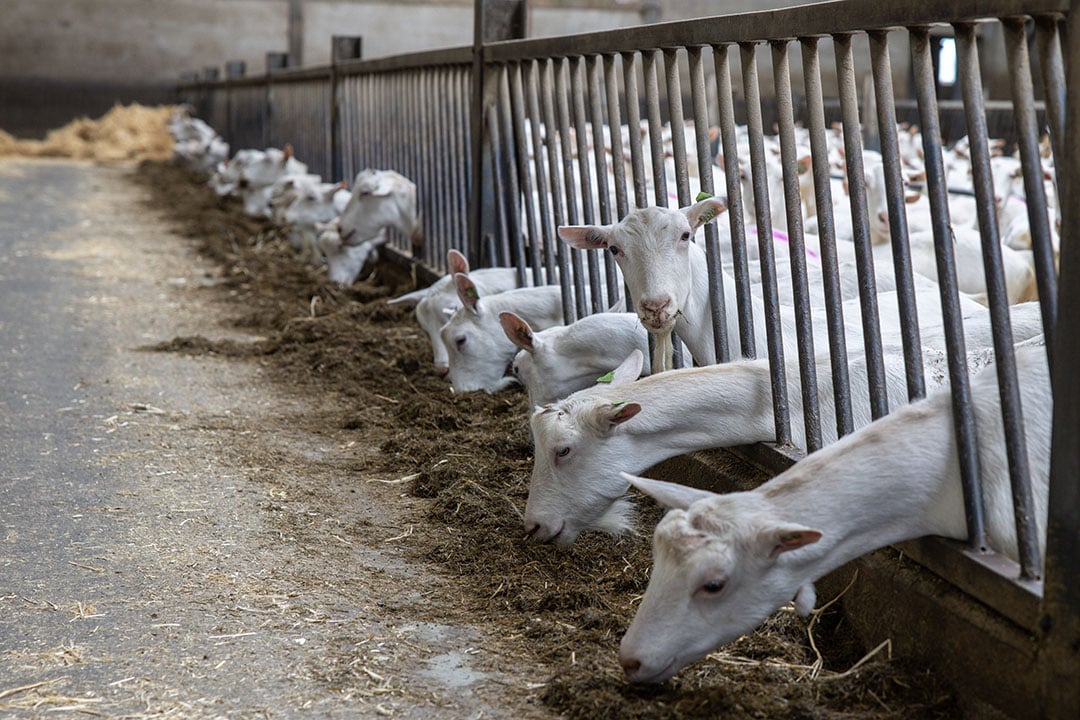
xmin=701 ymin=580 xmax=726 ymax=594
xmin=680 ymin=231 xmax=691 ymax=242
xmin=555 ymin=446 xmax=571 ymax=458
xmin=455 ymin=336 xmax=467 ymax=350
xmin=609 ymin=245 xmax=621 ymax=256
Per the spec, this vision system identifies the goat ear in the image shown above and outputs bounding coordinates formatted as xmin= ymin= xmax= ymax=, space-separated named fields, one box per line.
xmin=500 ymin=312 xmax=536 ymax=352
xmin=765 ymin=525 xmax=822 ymax=558
xmin=601 ymin=401 xmax=641 ymax=430
xmin=282 ymin=144 xmax=293 ymax=162
xmin=621 ymin=472 xmax=716 ymax=510
xmin=387 ymin=287 xmax=429 ymax=307
xmin=447 ymin=248 xmax=470 ymax=276
xmin=683 ymin=196 xmax=727 ymax=230
xmin=609 ymin=349 xmax=644 ymax=386
xmin=558 ymin=224 xmax=614 ymax=250
xmin=454 ymin=273 xmax=481 ymax=313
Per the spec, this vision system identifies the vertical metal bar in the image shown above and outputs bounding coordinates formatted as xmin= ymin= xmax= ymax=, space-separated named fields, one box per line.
xmin=508 ymin=61 xmax=543 ymax=284
xmin=834 ymin=32 xmax=889 ymax=420
xmin=688 ymin=45 xmax=730 ymax=364
xmin=415 ymin=70 xmax=426 ymax=255
xmin=455 ymin=67 xmax=471 ymax=255
xmin=644 ymin=49 xmax=683 ymax=368
xmin=1040 ymin=5 xmax=1080 ymax=711
xmin=1034 ymin=16 xmax=1066 ymax=192
xmin=571 ymin=55 xmax=604 ymax=315
xmin=714 ymin=43 xmax=756 ymax=359
xmin=488 ymin=103 xmax=510 ymax=268
xmin=394 ymin=73 xmax=407 ymax=251
xmin=741 ymin=41 xmax=790 ymax=444
xmin=587 ymin=55 xmax=613 ymax=226
xmin=555 ymin=57 xmax=586 ymax=320
xmin=621 ymin=51 xmax=649 ymax=209
xmin=497 ymin=65 xmax=526 ymax=278
xmin=1003 ymin=17 xmax=1059 ymax=372
xmin=956 ymin=21 xmax=1042 ymax=579
xmin=801 ymin=36 xmax=853 ymax=438
xmin=869 ymin=29 xmax=926 ymax=402
xmin=417 ymin=70 xmax=432 ymax=259
xmin=435 ymin=69 xmax=446 ymax=262
xmin=540 ymin=58 xmax=575 ymax=318
xmin=604 ymin=54 xmax=630 ymax=221
xmin=525 ymin=59 xmax=556 ymax=285
xmin=642 ymin=49 xmax=669 ymax=208
xmin=587 ymin=54 xmax=621 ymax=309
xmin=910 ymin=26 xmax=987 ymax=553
xmin=772 ymin=39 xmax=822 ymax=453
xmin=441 ymin=69 xmax=452 ymax=262
xmin=391 ymin=73 xmax=402 ymax=248
xmin=663 ymin=48 xmax=691 ymax=208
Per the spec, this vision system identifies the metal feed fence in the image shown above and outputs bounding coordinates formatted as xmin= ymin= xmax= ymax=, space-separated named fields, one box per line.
xmin=179 ymin=0 xmax=1078 ymax=712
xmin=335 ymin=51 xmax=474 ymax=273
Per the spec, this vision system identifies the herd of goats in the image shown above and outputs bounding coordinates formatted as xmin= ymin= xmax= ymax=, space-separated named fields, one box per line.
xmin=168 ymin=105 xmax=1054 ymax=684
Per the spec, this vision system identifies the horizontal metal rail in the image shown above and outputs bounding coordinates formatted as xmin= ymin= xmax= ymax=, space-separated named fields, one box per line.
xmin=482 ymin=0 xmax=1067 ymax=60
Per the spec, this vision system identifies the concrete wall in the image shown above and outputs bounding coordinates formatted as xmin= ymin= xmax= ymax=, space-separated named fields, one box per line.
xmin=0 ymin=0 xmax=1001 ymax=138
xmin=0 ymin=0 xmax=646 ymax=136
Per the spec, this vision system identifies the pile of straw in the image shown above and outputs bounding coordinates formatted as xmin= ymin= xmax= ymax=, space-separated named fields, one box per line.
xmin=0 ymin=103 xmax=174 ymax=161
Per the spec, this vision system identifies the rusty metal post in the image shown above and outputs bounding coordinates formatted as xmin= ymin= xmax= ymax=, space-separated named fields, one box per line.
xmin=330 ymin=36 xmax=363 ymax=182
xmin=288 ymin=0 xmax=304 ymax=67
xmin=468 ymin=0 xmax=528 ymax=268
xmin=1039 ymin=7 xmax=1080 ymax=716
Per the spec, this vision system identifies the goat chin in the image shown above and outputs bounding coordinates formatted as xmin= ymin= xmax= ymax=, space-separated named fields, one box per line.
xmin=591 ymin=496 xmax=637 ymax=537
xmin=652 ymin=329 xmax=675 ymax=373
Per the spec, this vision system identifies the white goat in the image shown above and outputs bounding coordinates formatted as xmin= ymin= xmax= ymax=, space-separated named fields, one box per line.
xmin=208 ymin=149 xmax=263 ymax=197
xmin=502 ymin=310 xmax=650 ymax=407
xmin=558 ymin=197 xmax=743 ymax=370
xmin=441 ymin=275 xmax=563 ymax=394
xmin=283 ymin=179 xmax=351 ymax=262
xmin=618 ymin=341 xmax=1050 ymax=683
xmin=388 ymin=249 xmax=519 ymax=375
xmin=524 ymin=298 xmax=1045 ymax=545
xmin=320 ymin=169 xmax=423 ymax=285
xmin=906 ymin=227 xmax=1038 ymax=305
xmin=239 ymin=146 xmax=309 ymax=218
xmin=559 ymin=199 xmax=984 ymax=372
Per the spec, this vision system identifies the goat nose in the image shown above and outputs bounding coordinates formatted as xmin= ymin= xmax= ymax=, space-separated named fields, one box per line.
xmin=877 ymin=211 xmax=889 ymax=225
xmin=640 ymin=297 xmax=670 ymax=313
xmin=620 ymin=656 xmax=642 ymax=676
xmin=524 ymin=522 xmax=541 ymax=539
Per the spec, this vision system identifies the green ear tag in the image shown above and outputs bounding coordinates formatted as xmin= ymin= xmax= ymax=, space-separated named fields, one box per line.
xmin=695 ymin=191 xmax=714 ymax=202
xmin=611 ymin=400 xmax=628 ymax=408
xmin=516 ymin=327 xmax=530 ymax=341
xmin=465 ymin=286 xmax=479 ymax=300
xmin=596 ymin=371 xmax=615 ymax=384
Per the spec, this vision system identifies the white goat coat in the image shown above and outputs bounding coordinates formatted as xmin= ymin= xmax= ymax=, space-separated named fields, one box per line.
xmin=619 ymin=341 xmax=1051 ymax=683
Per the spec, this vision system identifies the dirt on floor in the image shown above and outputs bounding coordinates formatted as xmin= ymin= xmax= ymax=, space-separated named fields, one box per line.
xmin=95 ymin=158 xmax=961 ymax=719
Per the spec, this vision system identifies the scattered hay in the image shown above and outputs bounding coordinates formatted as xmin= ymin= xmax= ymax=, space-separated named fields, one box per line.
xmin=0 ymin=103 xmax=174 ymax=161
xmin=134 ymin=159 xmax=960 ymax=719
